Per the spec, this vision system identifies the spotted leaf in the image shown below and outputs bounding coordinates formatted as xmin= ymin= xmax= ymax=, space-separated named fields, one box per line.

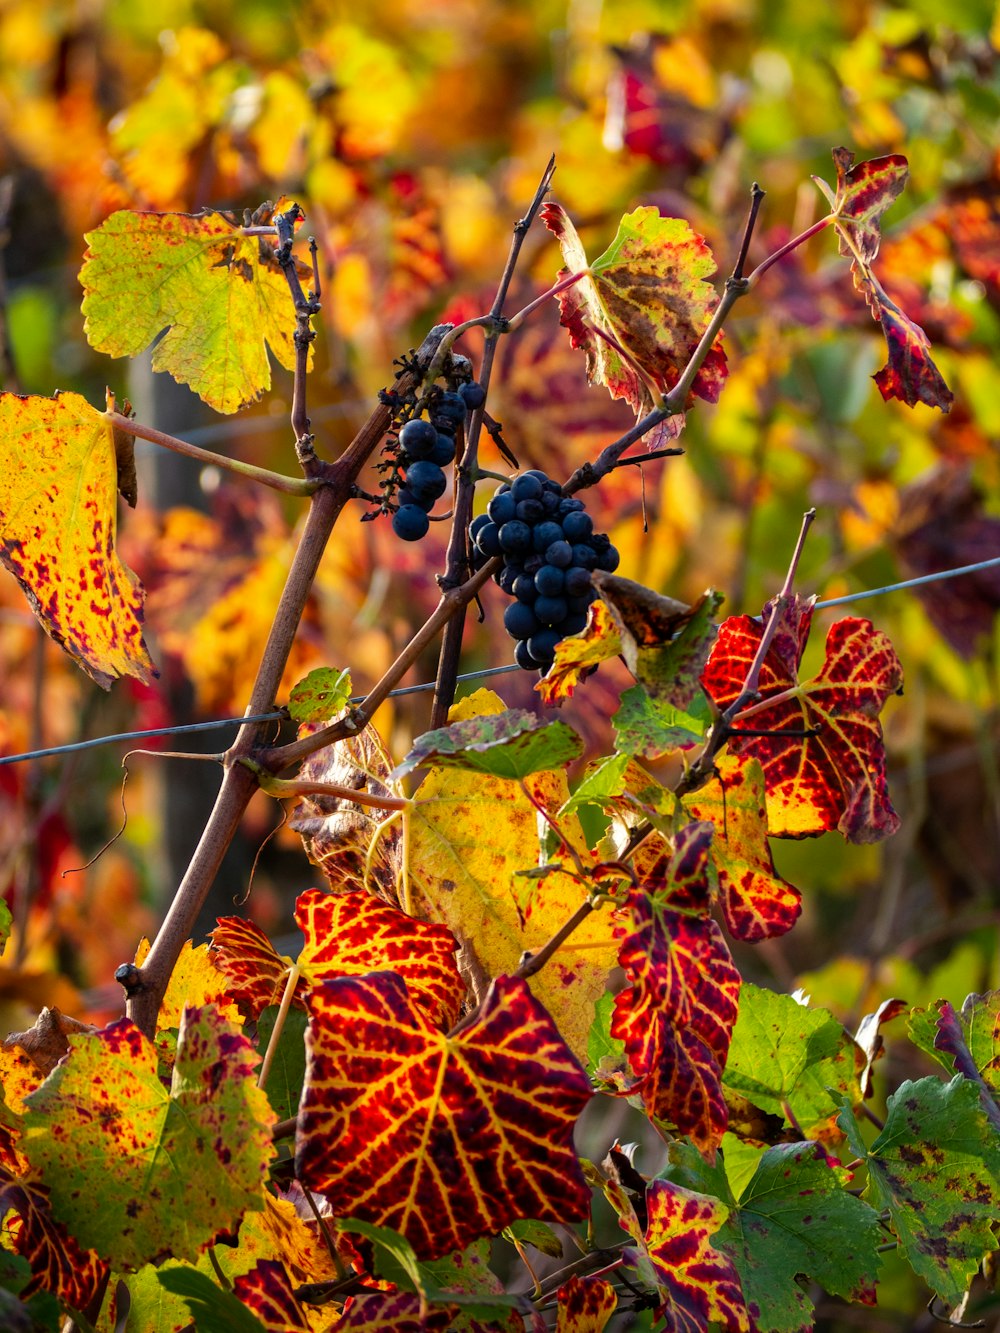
xmin=295 ymin=972 xmax=592 ymax=1259
xmin=555 ymin=1274 xmax=618 ymax=1332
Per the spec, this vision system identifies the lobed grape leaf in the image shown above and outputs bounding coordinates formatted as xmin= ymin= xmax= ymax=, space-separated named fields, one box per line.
xmin=611 ymin=822 xmax=741 ymax=1156
xmin=724 ymin=983 xmax=862 ymax=1139
xmin=0 ymin=1171 xmax=108 ymax=1313
xmin=21 ymin=1006 xmax=276 ymax=1269
xmin=685 ymin=755 xmax=801 ymax=941
xmin=392 ymin=710 xmax=584 ymax=781
xmin=838 ymin=1076 xmax=1000 ymax=1306
xmin=613 ymin=685 xmax=711 ymax=759
xmin=908 ymin=991 xmax=1000 ymax=1133
xmin=537 ymin=598 xmax=622 ymax=706
xmin=80 ymin=209 xmax=309 ymax=414
xmin=295 ymin=972 xmax=592 ymax=1260
xmin=287 ymin=666 xmax=353 ymax=724
xmin=133 ymin=937 xmax=243 ymax=1030
xmin=623 ymin=1179 xmax=749 ymax=1333
xmin=406 ymin=690 xmax=619 ymax=1060
xmin=541 ymin=202 xmax=725 ymax=438
xmin=212 ymin=888 xmax=464 ymax=1028
xmin=554 ymin=1274 xmax=618 ymax=1332
xmin=812 ymin=149 xmax=952 ymax=412
xmin=0 ymin=390 xmax=155 ymax=688
xmin=701 ymin=602 xmax=903 ymax=842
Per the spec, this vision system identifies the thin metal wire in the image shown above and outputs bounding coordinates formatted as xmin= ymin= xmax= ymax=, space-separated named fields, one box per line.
xmin=2 ymin=552 xmax=998 ymax=770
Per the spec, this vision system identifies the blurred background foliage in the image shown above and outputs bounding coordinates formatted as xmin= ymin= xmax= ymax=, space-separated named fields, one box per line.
xmin=0 ymin=1 xmax=999 ymax=1321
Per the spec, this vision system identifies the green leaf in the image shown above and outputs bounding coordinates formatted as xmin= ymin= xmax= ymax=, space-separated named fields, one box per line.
xmin=80 ymin=209 xmax=308 ymax=415
xmin=838 ymin=1076 xmax=1000 ymax=1306
xmin=908 ymin=991 xmax=1000 ymax=1133
xmin=723 ymin=982 xmax=861 ymax=1135
xmin=156 ymin=1268 xmax=268 ymax=1333
xmin=336 ymin=1217 xmax=428 ymax=1295
xmin=613 ymin=685 xmax=710 ymax=759
xmin=501 ymin=1219 xmax=563 ymax=1257
xmin=587 ymin=990 xmax=628 ymax=1078
xmin=257 ymin=1006 xmax=307 ymax=1123
xmin=287 ymin=667 xmax=353 ymax=724
xmin=392 ymin=710 xmax=584 ymax=781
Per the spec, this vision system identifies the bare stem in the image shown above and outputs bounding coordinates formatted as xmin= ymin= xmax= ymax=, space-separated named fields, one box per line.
xmin=747 ymin=213 xmax=834 ymax=287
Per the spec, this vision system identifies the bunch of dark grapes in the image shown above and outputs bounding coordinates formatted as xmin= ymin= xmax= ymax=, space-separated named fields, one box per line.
xmin=470 ymin=470 xmax=620 ymax=672
xmin=391 ymin=382 xmax=486 ymax=542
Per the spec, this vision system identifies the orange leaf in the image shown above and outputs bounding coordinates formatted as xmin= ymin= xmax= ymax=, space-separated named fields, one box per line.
xmin=0 ymin=391 xmax=154 ymax=688
xmin=296 ymin=973 xmax=592 ymax=1259
xmin=537 ymin=598 xmax=622 ymax=705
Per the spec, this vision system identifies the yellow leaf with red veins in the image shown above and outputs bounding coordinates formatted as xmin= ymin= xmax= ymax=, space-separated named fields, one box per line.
xmin=406 ymin=689 xmax=619 ymax=1058
xmin=0 ymin=391 xmax=155 ymax=688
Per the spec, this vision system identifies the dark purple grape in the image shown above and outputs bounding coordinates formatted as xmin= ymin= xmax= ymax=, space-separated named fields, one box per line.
xmin=523 ymin=553 xmax=544 ymax=575
xmin=511 ymin=573 xmax=537 ymax=602
xmin=405 ymin=461 xmax=447 ymax=504
xmin=398 ymin=417 xmax=438 ymax=458
xmin=564 ymin=566 xmax=593 ymax=598
xmin=436 ymin=391 xmax=467 ymax=422
xmin=558 ymin=496 xmax=585 ymax=516
xmin=561 ymin=510 xmax=594 ymax=542
xmin=470 ymin=513 xmax=490 ymax=542
xmin=488 ymin=491 xmax=517 ymax=525
xmin=504 ymin=600 xmax=540 ymax=640
xmin=532 ymin=521 xmax=564 ymax=553
xmin=534 ymin=595 xmax=569 ymax=627
xmin=514 ymin=639 xmax=541 ymax=670
xmin=595 ymin=545 xmax=621 ymax=572
xmin=534 ymin=564 xmax=565 ymax=597
xmin=429 ymin=434 xmax=456 ymax=466
xmin=510 ymin=474 xmax=544 ymax=503
xmin=459 ymin=381 xmax=486 ymax=410
xmin=397 ymin=485 xmax=430 ymax=512
xmin=497 ymin=565 xmax=519 ymax=595
xmin=571 ymin=543 xmax=596 ymax=569
xmin=392 ymin=505 xmax=430 ymax=541
xmin=567 ymin=594 xmax=595 ymax=615
xmin=499 ymin=520 xmax=533 ymax=555
xmin=475 ymin=522 xmax=502 ymax=557
xmin=563 ymin=612 xmax=588 ymax=636
xmin=544 ymin=540 xmax=573 ymax=569
xmin=540 ymin=489 xmax=562 ymax=514
xmin=528 ymin=628 xmax=562 ymax=661
xmin=515 ymin=498 xmax=546 ymax=524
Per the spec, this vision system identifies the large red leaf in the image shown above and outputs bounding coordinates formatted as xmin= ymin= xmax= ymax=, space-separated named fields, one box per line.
xmin=611 ymin=822 xmax=740 ymax=1156
xmin=296 ymin=973 xmax=592 ymax=1259
xmin=212 ymin=888 xmax=464 ymax=1028
xmin=701 ymin=603 xmax=903 ymax=842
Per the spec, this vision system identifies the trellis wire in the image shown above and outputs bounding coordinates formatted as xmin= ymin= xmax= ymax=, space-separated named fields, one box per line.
xmin=1 ymin=554 xmax=997 ymax=769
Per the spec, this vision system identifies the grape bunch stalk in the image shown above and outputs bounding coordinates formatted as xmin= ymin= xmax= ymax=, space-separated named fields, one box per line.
xmin=391 ymin=382 xmax=486 ymax=541
xmin=471 ymin=470 xmax=620 ymax=673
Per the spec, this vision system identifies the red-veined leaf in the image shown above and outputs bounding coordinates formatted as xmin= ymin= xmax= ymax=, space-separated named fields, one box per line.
xmin=231 ymin=1259 xmax=311 ymax=1330
xmin=0 ymin=1171 xmax=108 ymax=1312
xmin=555 ymin=1274 xmax=618 ymax=1332
xmin=813 ymin=147 xmax=908 ymax=267
xmin=537 ymin=598 xmax=622 ymax=705
xmin=296 ymin=972 xmax=592 ymax=1259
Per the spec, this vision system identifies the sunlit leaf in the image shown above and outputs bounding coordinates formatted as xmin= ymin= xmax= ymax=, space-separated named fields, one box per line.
xmin=0 ymin=1170 xmax=107 ymax=1312
xmin=537 ymin=599 xmax=622 ymax=706
xmin=230 ymin=1259 xmax=312 ymax=1331
xmin=554 ymin=1273 xmax=617 ymax=1332
xmin=685 ymin=755 xmax=801 ymax=941
xmin=908 ymin=991 xmax=1000 ymax=1133
xmin=613 ymin=685 xmax=710 ymax=759
xmin=611 ymin=822 xmax=741 ymax=1156
xmin=296 ymin=972 xmax=592 ymax=1260
xmin=133 ymin=937 xmax=243 ymax=1030
xmin=813 ymin=147 xmax=908 ymax=268
xmin=0 ymin=390 xmax=155 ymax=688
xmin=393 ymin=710 xmax=584 ymax=781
xmin=21 ymin=1006 xmax=276 ymax=1268
xmin=701 ymin=603 xmax=903 ymax=842
xmin=287 ymin=667 xmax=353 ymax=724
xmin=156 ymin=1266 xmax=269 ymax=1333
xmin=838 ymin=1076 xmax=1000 ymax=1306
xmin=81 ymin=209 xmax=309 ymax=414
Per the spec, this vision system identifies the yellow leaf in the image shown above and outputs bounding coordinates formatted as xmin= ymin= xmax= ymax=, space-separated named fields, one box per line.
xmin=0 ymin=390 xmax=154 ymax=688
xmin=133 ymin=938 xmax=243 ymax=1031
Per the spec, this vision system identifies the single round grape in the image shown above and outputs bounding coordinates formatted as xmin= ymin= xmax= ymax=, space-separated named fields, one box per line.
xmin=514 ymin=639 xmax=541 ymax=670
xmin=510 ymin=474 xmax=544 ymax=503
xmin=488 ymin=491 xmax=517 ymax=525
xmin=398 ymin=417 xmax=438 ymax=459
xmin=540 ymin=489 xmax=562 ymax=515
xmin=499 ymin=520 xmax=533 ymax=555
xmin=469 ymin=513 xmax=490 ymax=542
xmin=521 ymin=469 xmax=552 ymax=486
xmin=504 ymin=600 xmax=540 ymax=640
xmin=561 ymin=510 xmax=594 ymax=542
xmin=459 ymin=381 xmax=486 ymax=410
xmin=527 ymin=628 xmax=562 ymax=661
xmin=534 ymin=594 xmax=569 ymax=627
xmin=429 ymin=434 xmax=456 ymax=466
xmin=397 ymin=485 xmax=429 ymax=512
xmin=564 ymin=566 xmax=593 ymax=598
xmin=511 ymin=573 xmax=538 ymax=602
xmin=544 ymin=540 xmax=573 ymax=569
xmin=557 ymin=496 xmax=585 ymax=515
xmin=405 ymin=461 xmax=448 ymax=503
xmin=436 ymin=391 xmax=467 ymax=422
xmin=523 ymin=553 xmax=544 ymax=576
xmin=515 ymin=498 xmax=546 ymax=524
xmin=532 ymin=521 xmax=564 ymax=554
xmin=534 ymin=564 xmax=565 ymax=597
xmin=392 ymin=505 xmax=430 ymax=541
xmin=595 ymin=545 xmax=621 ymax=572
xmin=571 ymin=543 xmax=596 ymax=569
xmin=475 ymin=522 xmax=502 ymax=558
xmin=497 ymin=565 xmax=519 ymax=595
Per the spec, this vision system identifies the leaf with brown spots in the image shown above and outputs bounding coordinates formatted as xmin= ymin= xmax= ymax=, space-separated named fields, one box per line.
xmin=838 ymin=1075 xmax=1000 ymax=1307
xmin=295 ymin=972 xmax=592 ymax=1260
xmin=20 ymin=1006 xmax=276 ymax=1269
xmin=909 ymin=991 xmax=1000 ymax=1134
xmin=684 ymin=755 xmax=801 ymax=942
xmin=0 ymin=1170 xmax=108 ymax=1313
xmin=541 ymin=202 xmax=725 ymax=439
xmin=0 ymin=390 xmax=155 ymax=688
xmin=393 ymin=710 xmax=584 ymax=781
xmin=211 ymin=888 xmax=464 ymax=1029
xmin=611 ymin=822 xmax=741 ymax=1157
xmin=555 ymin=1274 xmax=618 ymax=1332
xmin=701 ymin=604 xmax=903 ymax=842
xmin=81 ymin=209 xmax=310 ymax=414
xmin=536 ymin=598 xmax=623 ymax=706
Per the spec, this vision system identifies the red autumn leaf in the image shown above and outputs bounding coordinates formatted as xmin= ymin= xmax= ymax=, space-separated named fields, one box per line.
xmin=624 ymin=1179 xmax=749 ymax=1333
xmin=0 ymin=1170 xmax=108 ymax=1313
xmin=339 ymin=1291 xmax=457 ymax=1330
xmin=212 ymin=888 xmax=464 ymax=1029
xmin=555 ymin=1273 xmax=618 ymax=1332
xmin=813 ymin=147 xmax=909 ymax=268
xmin=685 ymin=754 xmax=801 ymax=942
xmin=231 ymin=1258 xmax=311 ymax=1330
xmin=867 ymin=274 xmax=955 ymax=411
xmin=541 ymin=201 xmax=725 ymax=441
xmin=611 ymin=822 xmax=741 ymax=1156
xmin=295 ymin=972 xmax=592 ymax=1259
xmin=701 ymin=602 xmax=903 ymax=843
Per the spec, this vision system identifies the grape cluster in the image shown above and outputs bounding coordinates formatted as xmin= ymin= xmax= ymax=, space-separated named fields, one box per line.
xmin=470 ymin=470 xmax=620 ymax=672
xmin=391 ymin=383 xmax=486 ymax=542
